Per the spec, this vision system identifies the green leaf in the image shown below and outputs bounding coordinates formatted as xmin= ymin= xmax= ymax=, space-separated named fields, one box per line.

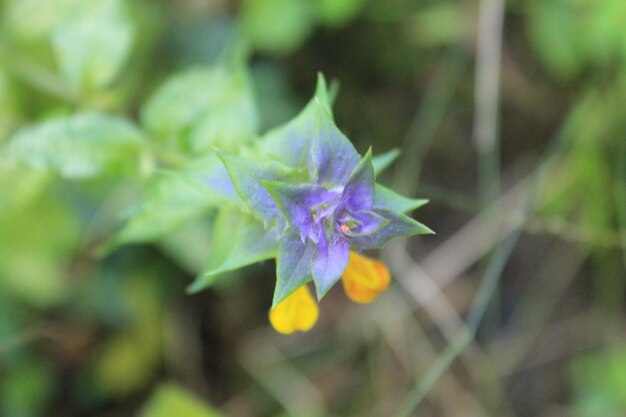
xmin=273 ymin=234 xmax=315 ymax=307
xmin=1 ymin=358 xmax=55 ymax=417
xmin=409 ymin=4 xmax=468 ymax=47
xmin=108 ymin=177 xmax=212 ymax=246
xmin=241 ymin=0 xmax=315 ymax=54
xmin=527 ymin=0 xmax=626 ymax=80
xmin=372 ymin=148 xmax=400 ymax=177
xmin=106 ymin=155 xmax=234 ymax=248
xmin=374 ymin=183 xmax=428 ymax=213
xmin=51 ymin=0 xmax=134 ymax=90
xmin=94 ymin=334 xmax=156 ymax=396
xmin=317 ymin=0 xmax=366 ymax=26
xmin=188 ymin=208 xmax=278 ymax=292
xmin=570 ymin=348 xmax=626 ymax=417
xmin=256 ymin=74 xmax=336 ymax=168
xmin=0 ymin=162 xmax=50 ymax=214
xmin=216 ymin=149 xmax=297 ymax=225
xmin=0 ymin=69 xmax=20 ymax=140
xmin=313 ymin=72 xmax=336 ymax=115
xmin=309 ymin=97 xmax=361 ymax=186
xmin=0 ymin=183 xmax=78 ymax=308
xmin=352 ymin=209 xmax=434 ymax=250
xmin=93 ymin=274 xmax=163 ymax=397
xmin=256 ymin=102 xmax=315 ymax=168
xmin=158 ymin=218 xmax=213 ymax=275
xmin=140 ymin=383 xmax=224 ymax=417
xmin=141 ymin=66 xmax=258 ymax=153
xmin=4 ymin=112 xmax=145 ymax=178
xmin=527 ymin=0 xmax=585 ymax=79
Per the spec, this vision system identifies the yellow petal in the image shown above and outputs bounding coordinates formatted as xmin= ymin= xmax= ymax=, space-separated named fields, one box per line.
xmin=269 ymin=285 xmax=319 ymax=334
xmin=341 ymin=251 xmax=390 ymax=304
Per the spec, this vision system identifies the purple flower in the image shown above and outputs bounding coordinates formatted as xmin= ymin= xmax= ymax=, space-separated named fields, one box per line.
xmin=263 ymin=149 xmax=390 ymax=301
xmin=198 ymin=76 xmax=433 ymax=306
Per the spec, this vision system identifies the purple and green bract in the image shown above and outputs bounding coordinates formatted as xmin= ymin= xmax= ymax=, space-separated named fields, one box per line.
xmin=193 ymin=75 xmax=433 ymax=307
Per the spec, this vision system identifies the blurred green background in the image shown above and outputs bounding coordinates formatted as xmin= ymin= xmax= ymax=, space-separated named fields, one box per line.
xmin=1 ymin=0 xmax=625 ymax=416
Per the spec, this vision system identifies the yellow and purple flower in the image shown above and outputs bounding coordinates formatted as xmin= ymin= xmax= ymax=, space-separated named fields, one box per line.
xmin=195 ymin=75 xmax=432 ymax=332
xmin=269 ymin=251 xmax=392 ymax=334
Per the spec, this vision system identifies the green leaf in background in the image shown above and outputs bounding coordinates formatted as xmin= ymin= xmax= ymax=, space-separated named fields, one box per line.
xmin=528 ymin=0 xmax=626 ymax=80
xmin=0 ymin=69 xmax=20 ymax=141
xmin=409 ymin=3 xmax=469 ymax=47
xmin=92 ymin=273 xmax=163 ymax=397
xmin=188 ymin=207 xmax=279 ymax=293
xmin=0 ymin=184 xmax=78 ymax=308
xmin=157 ymin=218 xmax=213 ymax=275
xmin=107 ymin=177 xmax=211 ymax=247
xmin=569 ymin=348 xmax=626 ymax=417
xmin=537 ymin=86 xmax=617 ymax=236
xmin=3 ymin=0 xmax=84 ymax=43
xmin=93 ymin=334 xmax=155 ymax=397
xmin=0 ymin=162 xmax=50 ymax=214
xmin=250 ymin=63 xmax=300 ymax=130
xmin=241 ymin=0 xmax=315 ymax=54
xmin=527 ymin=0 xmax=586 ymax=79
xmin=4 ymin=112 xmax=146 ymax=179
xmin=1 ymin=358 xmax=55 ymax=417
xmin=141 ymin=67 xmax=258 ymax=153
xmin=3 ymin=0 xmax=139 ymax=97
xmin=140 ymin=383 xmax=224 ymax=417
xmin=583 ymin=0 xmax=626 ymax=68
xmin=317 ymin=0 xmax=366 ymax=26
xmin=107 ymin=155 xmax=235 ymax=248
xmin=50 ymin=0 xmax=134 ymax=91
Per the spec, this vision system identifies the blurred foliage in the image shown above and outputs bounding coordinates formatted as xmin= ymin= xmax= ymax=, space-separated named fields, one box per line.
xmin=140 ymin=383 xmax=225 ymax=417
xmin=141 ymin=66 xmax=258 ymax=154
xmin=5 ymin=112 xmax=146 ymax=178
xmin=570 ymin=347 xmax=626 ymax=417
xmin=528 ymin=0 xmax=626 ymax=80
xmin=0 ymin=0 xmax=625 ymax=416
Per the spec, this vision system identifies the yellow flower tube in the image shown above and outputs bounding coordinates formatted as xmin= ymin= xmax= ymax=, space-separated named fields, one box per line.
xmin=341 ymin=251 xmax=390 ymax=303
xmin=269 ymin=285 xmax=319 ymax=334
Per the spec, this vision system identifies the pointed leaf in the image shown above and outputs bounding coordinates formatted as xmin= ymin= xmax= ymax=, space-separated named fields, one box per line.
xmin=348 ymin=210 xmax=389 ymax=236
xmin=201 ymin=165 xmax=238 ymax=202
xmin=256 ymin=73 xmax=339 ymax=170
xmin=273 ymin=234 xmax=316 ymax=307
xmin=4 ymin=112 xmax=145 ymax=178
xmin=314 ymin=72 xmax=334 ymax=114
xmin=309 ymin=99 xmax=361 ymax=186
xmin=342 ymin=148 xmax=374 ymax=211
xmin=372 ymin=148 xmax=400 ymax=177
xmin=256 ymin=88 xmax=319 ymax=169
xmin=188 ymin=208 xmax=278 ymax=292
xmin=256 ymin=111 xmax=313 ymax=169
xmin=374 ymin=184 xmax=429 ymax=213
xmin=216 ymin=150 xmax=295 ymax=225
xmin=351 ymin=209 xmax=434 ymax=249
